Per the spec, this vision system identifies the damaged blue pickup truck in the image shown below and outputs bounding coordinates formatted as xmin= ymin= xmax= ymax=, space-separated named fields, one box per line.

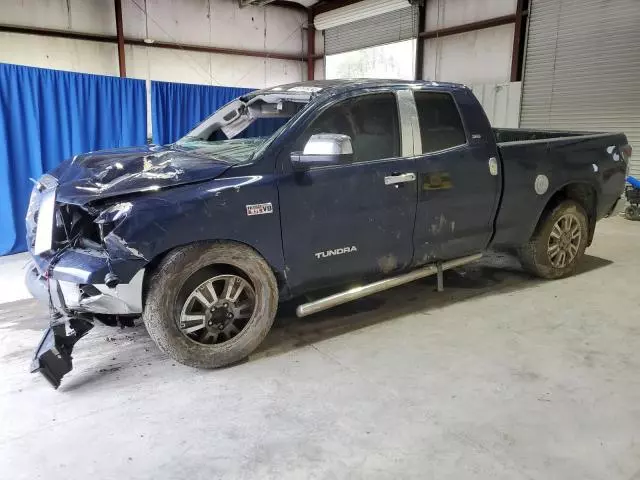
xmin=25 ymin=79 xmax=631 ymax=388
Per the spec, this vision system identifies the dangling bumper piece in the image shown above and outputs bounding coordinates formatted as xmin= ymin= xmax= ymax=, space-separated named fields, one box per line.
xmin=30 ymin=317 xmax=94 ymax=389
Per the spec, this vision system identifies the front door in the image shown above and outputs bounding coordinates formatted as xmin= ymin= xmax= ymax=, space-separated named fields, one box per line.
xmin=278 ymin=92 xmax=417 ymax=294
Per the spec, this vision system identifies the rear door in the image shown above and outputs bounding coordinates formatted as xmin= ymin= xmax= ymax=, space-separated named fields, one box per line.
xmin=278 ymin=91 xmax=418 ymax=294
xmin=412 ymin=90 xmax=501 ymax=263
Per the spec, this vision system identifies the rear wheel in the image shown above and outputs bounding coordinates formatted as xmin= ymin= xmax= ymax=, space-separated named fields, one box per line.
xmin=143 ymin=242 xmax=278 ymax=368
xmin=518 ymin=200 xmax=589 ymax=279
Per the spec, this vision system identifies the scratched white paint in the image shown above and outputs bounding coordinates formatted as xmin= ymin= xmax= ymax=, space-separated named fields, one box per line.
xmin=430 ymin=214 xmax=448 ymax=235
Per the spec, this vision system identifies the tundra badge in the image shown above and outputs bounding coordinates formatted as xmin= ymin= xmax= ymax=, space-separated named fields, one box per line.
xmin=315 ymin=246 xmax=358 ymax=259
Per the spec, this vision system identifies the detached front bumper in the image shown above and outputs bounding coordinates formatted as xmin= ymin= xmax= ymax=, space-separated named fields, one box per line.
xmin=26 ymin=254 xmax=144 ymax=317
xmin=30 ymin=319 xmax=93 ymax=389
xmin=26 ymin=250 xmax=145 ymax=388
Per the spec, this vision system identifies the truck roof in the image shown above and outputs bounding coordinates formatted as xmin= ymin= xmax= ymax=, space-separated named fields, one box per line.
xmin=253 ymin=79 xmax=467 ymax=98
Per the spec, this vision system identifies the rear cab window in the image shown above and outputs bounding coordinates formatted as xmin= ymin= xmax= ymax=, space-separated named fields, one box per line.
xmin=413 ymin=91 xmax=467 ymax=154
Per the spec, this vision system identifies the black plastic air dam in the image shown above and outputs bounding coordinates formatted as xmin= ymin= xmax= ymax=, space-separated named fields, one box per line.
xmin=30 ymin=324 xmax=73 ymax=389
xmin=30 ymin=319 xmax=94 ymax=389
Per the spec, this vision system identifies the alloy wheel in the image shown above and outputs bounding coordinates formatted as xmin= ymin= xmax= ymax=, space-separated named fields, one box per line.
xmin=547 ymin=213 xmax=582 ymax=268
xmin=178 ymin=274 xmax=255 ymax=345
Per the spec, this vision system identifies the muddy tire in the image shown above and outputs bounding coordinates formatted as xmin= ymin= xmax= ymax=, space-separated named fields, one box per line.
xmin=518 ymin=200 xmax=589 ymax=279
xmin=143 ymin=242 xmax=278 ymax=368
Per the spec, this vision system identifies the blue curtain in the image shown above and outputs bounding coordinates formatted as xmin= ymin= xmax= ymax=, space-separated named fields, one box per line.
xmin=0 ymin=63 xmax=147 ymax=255
xmin=152 ymin=81 xmax=250 ymax=145
xmin=151 ymin=80 xmax=287 ymax=145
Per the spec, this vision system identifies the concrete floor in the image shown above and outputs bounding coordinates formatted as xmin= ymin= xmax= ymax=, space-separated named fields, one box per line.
xmin=0 ymin=252 xmax=32 ymax=304
xmin=1 ymin=216 xmax=639 ymax=479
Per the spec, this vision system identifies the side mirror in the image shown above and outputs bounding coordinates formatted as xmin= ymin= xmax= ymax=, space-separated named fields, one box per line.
xmin=290 ymin=133 xmax=353 ymax=171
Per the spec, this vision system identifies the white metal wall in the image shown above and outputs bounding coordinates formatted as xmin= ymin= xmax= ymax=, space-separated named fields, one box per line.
xmin=424 ymin=0 xmax=516 ymax=30
xmin=471 ymin=82 xmax=522 ymax=128
xmin=422 ymin=24 xmax=514 ymax=84
xmin=0 ymin=0 xmax=306 ymax=88
xmin=520 ymin=0 xmax=640 ymax=176
xmin=421 ymin=0 xmax=516 ymax=85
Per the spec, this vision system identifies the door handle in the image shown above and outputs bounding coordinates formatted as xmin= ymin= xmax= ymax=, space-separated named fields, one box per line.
xmin=384 ymin=172 xmax=416 ymax=186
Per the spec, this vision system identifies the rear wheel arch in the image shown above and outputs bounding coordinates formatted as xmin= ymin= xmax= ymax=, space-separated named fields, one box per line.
xmin=519 ymin=199 xmax=589 ymax=279
xmin=536 ymin=183 xmax=598 ymax=245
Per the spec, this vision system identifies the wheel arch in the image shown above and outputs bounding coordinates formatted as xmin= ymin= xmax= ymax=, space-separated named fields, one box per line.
xmin=141 ymin=239 xmax=288 ymax=308
xmin=535 ymin=182 xmax=598 ymax=245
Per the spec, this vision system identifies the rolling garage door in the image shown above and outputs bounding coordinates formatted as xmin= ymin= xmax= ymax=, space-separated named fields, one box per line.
xmin=323 ymin=7 xmax=417 ymax=55
xmin=520 ymin=0 xmax=640 ymax=176
xmin=316 ymin=0 xmax=418 ymax=55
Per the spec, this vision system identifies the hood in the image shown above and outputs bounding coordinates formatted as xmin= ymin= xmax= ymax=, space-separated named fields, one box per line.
xmin=52 ymin=144 xmax=241 ymax=205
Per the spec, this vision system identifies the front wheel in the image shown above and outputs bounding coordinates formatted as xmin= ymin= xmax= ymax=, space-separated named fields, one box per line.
xmin=143 ymin=242 xmax=278 ymax=368
xmin=518 ymin=200 xmax=589 ymax=279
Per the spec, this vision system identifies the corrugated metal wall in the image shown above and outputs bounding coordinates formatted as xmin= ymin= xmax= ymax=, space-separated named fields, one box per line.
xmin=471 ymin=82 xmax=522 ymax=128
xmin=520 ymin=0 xmax=640 ymax=176
xmin=324 ymin=7 xmax=418 ymax=55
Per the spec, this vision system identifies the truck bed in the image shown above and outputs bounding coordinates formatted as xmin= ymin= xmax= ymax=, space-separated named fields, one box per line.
xmin=493 ymin=127 xmax=589 ymax=143
xmin=490 ymin=128 xmax=628 ymax=249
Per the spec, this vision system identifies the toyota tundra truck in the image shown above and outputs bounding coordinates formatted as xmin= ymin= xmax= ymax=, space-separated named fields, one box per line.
xmin=24 ymin=79 xmax=631 ymax=388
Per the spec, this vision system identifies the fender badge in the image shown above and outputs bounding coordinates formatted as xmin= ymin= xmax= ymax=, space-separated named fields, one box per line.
xmin=246 ymin=203 xmax=273 ymax=216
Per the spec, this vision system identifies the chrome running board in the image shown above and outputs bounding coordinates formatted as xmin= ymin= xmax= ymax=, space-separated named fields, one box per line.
xmin=296 ymin=253 xmax=482 ymax=318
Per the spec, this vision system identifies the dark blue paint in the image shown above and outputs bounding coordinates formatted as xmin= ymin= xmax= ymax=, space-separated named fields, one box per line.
xmin=53 ymin=144 xmax=234 ymax=205
xmin=491 ymin=132 xmax=627 ymax=247
xmin=412 ymin=87 xmax=502 ymax=264
xmin=108 ymin=171 xmax=285 ymax=280
xmin=29 ymin=80 xmax=629 ymax=301
xmin=279 ymin=157 xmax=417 ymax=294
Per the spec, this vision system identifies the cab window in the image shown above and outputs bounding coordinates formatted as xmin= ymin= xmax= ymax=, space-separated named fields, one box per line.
xmin=297 ymin=93 xmax=400 ymax=163
xmin=414 ymin=91 xmax=467 ymax=154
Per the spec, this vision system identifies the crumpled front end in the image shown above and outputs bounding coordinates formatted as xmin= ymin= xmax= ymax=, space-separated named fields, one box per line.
xmin=25 ymin=258 xmax=145 ymax=318
xmin=25 ymin=176 xmax=147 ymax=388
xmin=25 ymin=144 xmax=237 ymax=388
xmin=26 ymin=178 xmax=147 ymax=318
